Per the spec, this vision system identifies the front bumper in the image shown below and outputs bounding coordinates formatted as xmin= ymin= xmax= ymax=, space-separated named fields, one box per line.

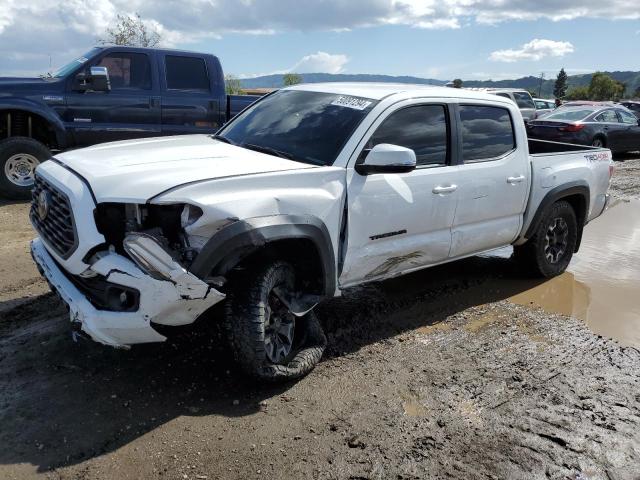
xmin=31 ymin=238 xmax=225 ymax=347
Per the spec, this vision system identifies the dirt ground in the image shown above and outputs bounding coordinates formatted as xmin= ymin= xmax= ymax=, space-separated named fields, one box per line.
xmin=1 ymin=155 xmax=640 ymax=480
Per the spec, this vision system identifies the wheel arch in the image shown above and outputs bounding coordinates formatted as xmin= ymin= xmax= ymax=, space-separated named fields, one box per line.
xmin=0 ymin=101 xmax=67 ymax=149
xmin=524 ymin=181 xmax=590 ymax=253
xmin=189 ymin=214 xmax=337 ymax=297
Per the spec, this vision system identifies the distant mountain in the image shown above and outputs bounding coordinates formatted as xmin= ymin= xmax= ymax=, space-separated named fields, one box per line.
xmin=240 ymin=73 xmax=447 ymax=89
xmin=240 ymin=71 xmax=640 ymax=98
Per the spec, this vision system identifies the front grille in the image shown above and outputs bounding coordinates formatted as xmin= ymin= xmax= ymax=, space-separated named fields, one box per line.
xmin=30 ymin=175 xmax=78 ymax=258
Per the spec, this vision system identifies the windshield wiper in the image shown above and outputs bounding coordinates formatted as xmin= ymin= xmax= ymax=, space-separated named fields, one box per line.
xmin=210 ymin=134 xmax=236 ymax=145
xmin=241 ymin=143 xmax=296 ymax=161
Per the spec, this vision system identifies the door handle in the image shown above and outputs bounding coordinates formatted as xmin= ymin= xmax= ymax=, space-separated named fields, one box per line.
xmin=507 ymin=175 xmax=525 ymax=184
xmin=432 ymin=184 xmax=457 ymax=194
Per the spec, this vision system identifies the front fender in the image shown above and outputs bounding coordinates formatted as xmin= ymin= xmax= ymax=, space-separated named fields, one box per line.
xmin=189 ymin=214 xmax=336 ymax=296
xmin=0 ymin=98 xmax=68 ymax=148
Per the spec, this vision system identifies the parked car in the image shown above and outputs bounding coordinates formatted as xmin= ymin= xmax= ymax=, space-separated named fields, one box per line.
xmin=30 ymin=84 xmax=613 ymax=381
xmin=0 ymin=46 xmax=262 ymax=199
xmin=620 ymin=100 xmax=640 ymax=119
xmin=533 ymin=98 xmax=556 ymax=117
xmin=467 ymin=88 xmax=537 ymax=121
xmin=527 ymin=105 xmax=640 ymax=153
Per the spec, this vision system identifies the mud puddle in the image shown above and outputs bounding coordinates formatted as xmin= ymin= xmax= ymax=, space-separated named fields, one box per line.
xmin=493 ymin=199 xmax=640 ymax=347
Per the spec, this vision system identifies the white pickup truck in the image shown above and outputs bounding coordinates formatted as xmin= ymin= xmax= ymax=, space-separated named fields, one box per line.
xmin=30 ymin=83 xmax=613 ymax=381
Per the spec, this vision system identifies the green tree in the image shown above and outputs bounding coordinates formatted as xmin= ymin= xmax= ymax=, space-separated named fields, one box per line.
xmin=99 ymin=13 xmax=160 ymax=47
xmin=553 ymin=68 xmax=568 ymax=99
xmin=283 ymin=73 xmax=302 ymax=86
xmin=588 ymin=72 xmax=625 ymax=101
xmin=224 ymin=74 xmax=243 ymax=95
xmin=452 ymin=78 xmax=463 ymax=88
xmin=565 ymin=86 xmax=590 ymax=101
xmin=634 ymin=86 xmax=640 ymax=99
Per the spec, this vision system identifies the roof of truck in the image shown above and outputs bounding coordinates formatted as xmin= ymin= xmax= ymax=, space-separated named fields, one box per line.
xmin=287 ymin=82 xmax=512 ymax=102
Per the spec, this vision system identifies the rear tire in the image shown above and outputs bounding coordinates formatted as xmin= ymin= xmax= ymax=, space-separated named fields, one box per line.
xmin=0 ymin=137 xmax=50 ymax=200
xmin=224 ymin=261 xmax=326 ymax=382
xmin=514 ymin=201 xmax=578 ymax=278
xmin=591 ymin=136 xmax=606 ymax=148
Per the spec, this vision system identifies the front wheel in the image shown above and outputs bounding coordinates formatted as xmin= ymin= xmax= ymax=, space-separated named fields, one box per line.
xmin=514 ymin=201 xmax=578 ymax=278
xmin=224 ymin=261 xmax=326 ymax=382
xmin=0 ymin=137 xmax=50 ymax=200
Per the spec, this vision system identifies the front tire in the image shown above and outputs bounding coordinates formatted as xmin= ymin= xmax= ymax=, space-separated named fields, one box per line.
xmin=0 ymin=137 xmax=50 ymax=200
xmin=224 ymin=261 xmax=326 ymax=382
xmin=514 ymin=201 xmax=578 ymax=278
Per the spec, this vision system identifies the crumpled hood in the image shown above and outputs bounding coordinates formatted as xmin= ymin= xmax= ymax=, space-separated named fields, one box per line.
xmin=52 ymin=135 xmax=315 ymax=203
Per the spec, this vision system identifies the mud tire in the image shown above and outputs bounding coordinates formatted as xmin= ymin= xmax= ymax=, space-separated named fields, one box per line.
xmin=224 ymin=261 xmax=326 ymax=382
xmin=514 ymin=200 xmax=578 ymax=278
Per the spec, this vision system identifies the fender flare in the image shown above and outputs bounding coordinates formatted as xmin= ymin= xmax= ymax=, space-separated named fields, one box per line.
xmin=0 ymin=98 xmax=68 ymax=148
xmin=524 ymin=181 xmax=590 ymax=252
xmin=189 ymin=214 xmax=337 ymax=296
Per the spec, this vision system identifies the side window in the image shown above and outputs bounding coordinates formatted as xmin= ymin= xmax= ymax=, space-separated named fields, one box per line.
xmin=368 ymin=105 xmax=449 ymax=167
xmin=459 ymin=105 xmax=516 ymax=162
xmin=595 ymin=110 xmax=619 ymax=123
xmin=165 ymin=56 xmax=210 ymax=91
xmin=619 ymin=110 xmax=638 ymax=125
xmin=513 ymin=92 xmax=535 ymax=109
xmin=495 ymin=93 xmax=512 ymax=100
xmin=97 ymin=53 xmax=151 ymax=90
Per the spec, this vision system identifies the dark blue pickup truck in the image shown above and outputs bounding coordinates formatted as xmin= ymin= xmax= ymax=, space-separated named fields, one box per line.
xmin=0 ymin=46 xmax=261 ymax=199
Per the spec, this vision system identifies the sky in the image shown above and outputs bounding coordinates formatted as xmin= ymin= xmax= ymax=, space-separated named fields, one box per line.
xmin=0 ymin=0 xmax=639 ymax=81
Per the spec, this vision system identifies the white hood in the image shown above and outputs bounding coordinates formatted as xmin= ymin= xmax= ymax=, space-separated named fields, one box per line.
xmin=53 ymin=135 xmax=315 ymax=202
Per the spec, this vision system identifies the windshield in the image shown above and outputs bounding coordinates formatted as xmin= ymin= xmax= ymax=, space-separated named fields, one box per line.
xmin=544 ymin=109 xmax=593 ymax=121
xmin=218 ymin=90 xmax=377 ymax=166
xmin=51 ymin=48 xmax=101 ymax=78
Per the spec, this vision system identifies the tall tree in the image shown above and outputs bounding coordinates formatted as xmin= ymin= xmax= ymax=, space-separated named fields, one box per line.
xmin=452 ymin=78 xmax=463 ymax=88
xmin=283 ymin=73 xmax=302 ymax=86
xmin=99 ymin=13 xmax=160 ymax=47
xmin=588 ymin=72 xmax=625 ymax=101
xmin=553 ymin=68 xmax=568 ymax=99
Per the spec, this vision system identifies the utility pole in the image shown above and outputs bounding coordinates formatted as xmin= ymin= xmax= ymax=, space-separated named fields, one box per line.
xmin=538 ymin=72 xmax=545 ymax=98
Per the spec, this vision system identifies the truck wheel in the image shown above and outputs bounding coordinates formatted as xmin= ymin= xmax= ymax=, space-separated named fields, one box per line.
xmin=0 ymin=137 xmax=50 ymax=200
xmin=514 ymin=201 xmax=578 ymax=278
xmin=224 ymin=261 xmax=326 ymax=382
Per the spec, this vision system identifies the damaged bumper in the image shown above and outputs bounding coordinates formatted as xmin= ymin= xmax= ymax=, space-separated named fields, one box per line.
xmin=31 ymin=238 xmax=225 ymax=347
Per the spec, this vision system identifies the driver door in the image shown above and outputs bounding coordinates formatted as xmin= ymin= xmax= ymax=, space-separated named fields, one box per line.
xmin=339 ymin=101 xmax=459 ymax=287
xmin=65 ymin=50 xmax=161 ymax=146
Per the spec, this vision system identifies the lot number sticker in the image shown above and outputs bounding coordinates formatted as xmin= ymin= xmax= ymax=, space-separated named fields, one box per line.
xmin=331 ymin=96 xmax=372 ymax=110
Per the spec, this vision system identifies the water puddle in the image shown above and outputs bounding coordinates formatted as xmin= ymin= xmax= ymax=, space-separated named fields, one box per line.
xmin=505 ymin=199 xmax=640 ymax=347
xmin=400 ymin=390 xmax=428 ymax=417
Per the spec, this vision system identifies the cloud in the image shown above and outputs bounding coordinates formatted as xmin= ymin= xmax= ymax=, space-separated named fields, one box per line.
xmin=289 ymin=52 xmax=348 ymax=74
xmin=489 ymin=39 xmax=575 ymax=63
xmin=0 ymin=0 xmax=638 ymax=75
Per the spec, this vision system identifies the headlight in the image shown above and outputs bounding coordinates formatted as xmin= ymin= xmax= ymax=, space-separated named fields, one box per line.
xmin=180 ymin=204 xmax=203 ymax=229
xmin=123 ymin=232 xmax=184 ymax=281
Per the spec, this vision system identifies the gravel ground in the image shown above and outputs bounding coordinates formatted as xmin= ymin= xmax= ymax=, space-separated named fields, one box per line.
xmin=0 ymin=153 xmax=639 ymax=480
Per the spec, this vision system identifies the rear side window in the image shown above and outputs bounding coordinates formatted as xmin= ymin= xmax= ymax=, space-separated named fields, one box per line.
xmin=368 ymin=105 xmax=449 ymax=167
xmin=459 ymin=105 xmax=515 ymax=162
xmin=97 ymin=53 xmax=151 ymax=90
xmin=165 ymin=56 xmax=210 ymax=91
xmin=513 ymin=92 xmax=535 ymax=109
xmin=595 ymin=110 xmax=619 ymax=123
xmin=495 ymin=93 xmax=512 ymax=100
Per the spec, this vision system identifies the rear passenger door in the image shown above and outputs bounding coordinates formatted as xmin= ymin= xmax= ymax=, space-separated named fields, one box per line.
xmin=449 ymin=103 xmax=529 ymax=258
xmin=340 ymin=101 xmax=459 ymax=286
xmin=595 ymin=109 xmax=626 ymax=152
xmin=160 ymin=54 xmax=221 ymax=135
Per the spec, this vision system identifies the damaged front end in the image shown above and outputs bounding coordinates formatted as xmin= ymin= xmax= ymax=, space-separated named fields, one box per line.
xmin=31 ymin=201 xmax=225 ymax=347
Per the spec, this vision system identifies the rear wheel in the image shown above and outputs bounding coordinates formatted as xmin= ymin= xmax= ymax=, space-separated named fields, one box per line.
xmin=224 ymin=261 xmax=326 ymax=382
xmin=0 ymin=137 xmax=50 ymax=200
xmin=514 ymin=201 xmax=578 ymax=278
xmin=591 ymin=136 xmax=605 ymax=148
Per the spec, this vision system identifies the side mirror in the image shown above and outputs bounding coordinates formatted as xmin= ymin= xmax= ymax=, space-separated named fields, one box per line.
xmin=355 ymin=143 xmax=416 ymax=175
xmin=75 ymin=66 xmax=110 ymax=92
